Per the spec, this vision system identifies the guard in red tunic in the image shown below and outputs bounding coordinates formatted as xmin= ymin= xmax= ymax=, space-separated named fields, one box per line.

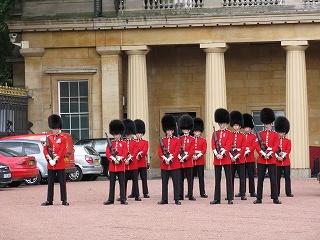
xmin=104 ymin=120 xmax=127 ymax=205
xmin=134 ymin=119 xmax=150 ymax=198
xmin=42 ymin=114 xmax=69 ymax=206
xmin=178 ymin=115 xmax=196 ymax=201
xmin=229 ymin=111 xmax=247 ymax=200
xmin=192 ymin=117 xmax=208 ymax=198
xmin=157 ymin=114 xmax=181 ymax=205
xmin=254 ymin=108 xmax=281 ymax=204
xmin=123 ymin=119 xmax=141 ymax=201
xmin=275 ymin=116 xmax=294 ymax=197
xmin=242 ymin=113 xmax=257 ymax=198
xmin=210 ymin=108 xmax=234 ymax=205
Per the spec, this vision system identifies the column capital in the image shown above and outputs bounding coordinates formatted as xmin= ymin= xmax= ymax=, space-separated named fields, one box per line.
xmin=122 ymin=45 xmax=150 ymax=55
xmin=96 ymin=46 xmax=121 ymax=55
xmin=281 ymin=40 xmax=309 ymax=51
xmin=20 ymin=48 xmax=44 ymax=57
xmin=200 ymin=42 xmax=228 ymax=53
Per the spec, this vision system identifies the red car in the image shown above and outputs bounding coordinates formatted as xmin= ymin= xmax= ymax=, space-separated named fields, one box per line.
xmin=0 ymin=147 xmax=38 ymax=187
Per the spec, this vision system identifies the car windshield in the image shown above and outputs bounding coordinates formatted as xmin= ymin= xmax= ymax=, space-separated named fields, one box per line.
xmin=0 ymin=147 xmax=26 ymax=157
xmin=84 ymin=146 xmax=99 ymax=156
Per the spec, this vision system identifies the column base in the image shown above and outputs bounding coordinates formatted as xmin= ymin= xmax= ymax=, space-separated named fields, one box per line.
xmin=290 ymin=168 xmax=311 ymax=179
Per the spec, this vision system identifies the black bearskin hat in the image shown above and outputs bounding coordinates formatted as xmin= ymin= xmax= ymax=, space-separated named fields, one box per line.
xmin=161 ymin=115 xmax=176 ymax=132
xmin=134 ymin=119 xmax=145 ymax=135
xmin=109 ymin=120 xmax=125 ymax=135
xmin=260 ymin=108 xmax=275 ymax=124
xmin=230 ymin=111 xmax=244 ymax=127
xmin=179 ymin=114 xmax=194 ymax=131
xmin=214 ymin=108 xmax=230 ymax=124
xmin=193 ymin=118 xmax=204 ymax=132
xmin=123 ymin=119 xmax=136 ymax=136
xmin=48 ymin=114 xmax=62 ymax=129
xmin=275 ymin=116 xmax=290 ymax=134
xmin=243 ymin=113 xmax=254 ymax=129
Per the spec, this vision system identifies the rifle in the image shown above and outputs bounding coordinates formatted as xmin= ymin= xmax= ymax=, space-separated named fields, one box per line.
xmin=251 ymin=119 xmax=267 ymax=152
xmin=159 ymin=136 xmax=172 ymax=164
xmin=105 ymin=132 xmax=118 ymax=158
xmin=213 ymin=126 xmax=224 ymax=156
xmin=45 ymin=134 xmax=54 ymax=160
xmin=176 ymin=122 xmax=186 ymax=161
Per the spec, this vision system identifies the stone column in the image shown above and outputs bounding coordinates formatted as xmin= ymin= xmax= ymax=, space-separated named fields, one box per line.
xmin=281 ymin=40 xmax=310 ymax=178
xmin=200 ymin=43 xmax=228 ymax=170
xmin=123 ymin=45 xmax=150 ymax=142
xmin=96 ymin=46 xmax=123 ymax=135
xmin=20 ymin=48 xmax=45 ymax=133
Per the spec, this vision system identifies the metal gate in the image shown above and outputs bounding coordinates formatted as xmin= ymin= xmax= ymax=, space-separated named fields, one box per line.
xmin=0 ymin=86 xmax=28 ymax=137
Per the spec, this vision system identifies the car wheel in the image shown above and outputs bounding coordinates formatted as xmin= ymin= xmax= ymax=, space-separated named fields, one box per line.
xmin=67 ymin=166 xmax=83 ymax=182
xmin=24 ymin=172 xmax=42 ymax=185
xmin=8 ymin=181 xmax=22 ymax=187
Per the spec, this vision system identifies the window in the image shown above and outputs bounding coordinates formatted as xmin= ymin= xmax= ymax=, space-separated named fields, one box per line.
xmin=252 ymin=110 xmax=285 ymax=132
xmin=59 ymin=80 xmax=89 ymax=141
xmin=24 ymin=142 xmax=40 ymax=155
xmin=0 ymin=142 xmax=23 ymax=153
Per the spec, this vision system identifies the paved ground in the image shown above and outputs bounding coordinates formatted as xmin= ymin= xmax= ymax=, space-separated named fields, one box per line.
xmin=0 ymin=177 xmax=319 ymax=240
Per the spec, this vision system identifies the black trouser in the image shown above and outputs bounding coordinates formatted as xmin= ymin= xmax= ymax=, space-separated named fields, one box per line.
xmin=232 ymin=163 xmax=246 ymax=197
xmin=47 ymin=169 xmax=67 ymax=202
xmin=180 ymin=167 xmax=194 ymax=199
xmin=214 ymin=165 xmax=233 ymax=201
xmin=136 ymin=167 xmax=149 ymax=195
xmin=245 ymin=162 xmax=256 ymax=195
xmin=277 ymin=166 xmax=292 ymax=196
xmin=101 ymin=157 xmax=109 ymax=177
xmin=256 ymin=163 xmax=278 ymax=200
xmin=125 ymin=169 xmax=140 ymax=198
xmin=193 ymin=165 xmax=206 ymax=196
xmin=161 ymin=169 xmax=181 ymax=202
xmin=108 ymin=171 xmax=125 ymax=202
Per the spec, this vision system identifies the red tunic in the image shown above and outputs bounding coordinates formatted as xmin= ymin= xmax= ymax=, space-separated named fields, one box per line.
xmin=106 ymin=140 xmax=126 ymax=172
xmin=243 ymin=132 xmax=257 ymax=163
xmin=193 ymin=136 xmax=207 ymax=166
xmin=157 ymin=136 xmax=180 ymax=170
xmin=123 ymin=139 xmax=138 ymax=171
xmin=230 ymin=131 xmax=246 ymax=165
xmin=276 ymin=137 xmax=291 ymax=167
xmin=256 ymin=130 xmax=279 ymax=165
xmin=211 ymin=129 xmax=233 ymax=166
xmin=179 ymin=135 xmax=195 ymax=168
xmin=135 ymin=139 xmax=149 ymax=168
xmin=43 ymin=134 xmax=67 ymax=170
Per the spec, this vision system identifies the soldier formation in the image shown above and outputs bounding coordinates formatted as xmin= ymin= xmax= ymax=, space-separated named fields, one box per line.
xmin=41 ymin=107 xmax=294 ymax=206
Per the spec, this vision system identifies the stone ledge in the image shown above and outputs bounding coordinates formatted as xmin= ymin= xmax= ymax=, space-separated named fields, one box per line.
xmin=44 ymin=67 xmax=97 ymax=74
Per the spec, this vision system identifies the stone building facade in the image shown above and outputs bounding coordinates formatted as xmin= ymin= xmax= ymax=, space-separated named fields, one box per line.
xmin=7 ymin=0 xmax=320 ymax=177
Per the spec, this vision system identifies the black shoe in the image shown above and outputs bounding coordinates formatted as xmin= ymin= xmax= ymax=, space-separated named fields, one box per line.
xmin=228 ymin=200 xmax=233 ymax=205
xmin=41 ymin=201 xmax=53 ymax=206
xmin=179 ymin=196 xmax=184 ymax=201
xmin=62 ymin=201 xmax=69 ymax=206
xmin=200 ymin=194 xmax=208 ymax=198
xmin=224 ymin=197 xmax=228 ymax=201
xmin=144 ymin=194 xmax=150 ymax=198
xmin=253 ymin=199 xmax=262 ymax=204
xmin=286 ymin=194 xmax=294 ymax=197
xmin=250 ymin=193 xmax=257 ymax=197
xmin=157 ymin=200 xmax=168 ymax=205
xmin=120 ymin=201 xmax=128 ymax=205
xmin=116 ymin=197 xmax=121 ymax=201
xmin=185 ymin=194 xmax=188 ymax=198
xmin=128 ymin=194 xmax=134 ymax=199
xmin=273 ymin=199 xmax=282 ymax=204
xmin=103 ymin=200 xmax=114 ymax=205
xmin=135 ymin=197 xmax=142 ymax=201
xmin=189 ymin=196 xmax=196 ymax=201
xmin=210 ymin=200 xmax=220 ymax=205
xmin=241 ymin=196 xmax=247 ymax=200
xmin=175 ymin=200 xmax=181 ymax=205
xmin=235 ymin=193 xmax=241 ymax=197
